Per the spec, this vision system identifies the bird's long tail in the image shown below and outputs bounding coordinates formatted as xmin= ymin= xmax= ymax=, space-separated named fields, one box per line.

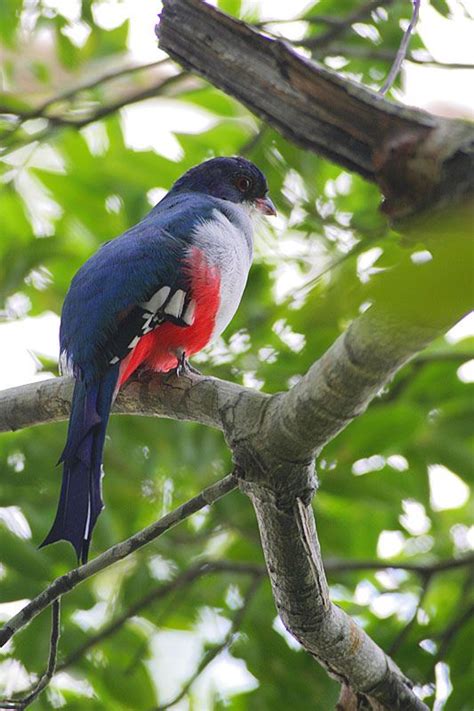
xmin=40 ymin=366 xmax=119 ymax=564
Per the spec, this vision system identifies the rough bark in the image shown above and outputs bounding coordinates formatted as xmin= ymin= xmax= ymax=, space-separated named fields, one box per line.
xmin=158 ymin=2 xmax=473 ymax=707
xmin=0 ymin=307 xmax=439 ymax=440
xmin=2 ymin=295 xmax=470 ymax=709
xmin=1 ymin=2 xmax=472 ymax=708
xmin=157 ymin=0 xmax=474 ymax=220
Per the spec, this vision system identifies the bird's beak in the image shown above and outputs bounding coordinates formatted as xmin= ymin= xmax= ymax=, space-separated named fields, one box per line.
xmin=255 ymin=196 xmax=277 ymax=216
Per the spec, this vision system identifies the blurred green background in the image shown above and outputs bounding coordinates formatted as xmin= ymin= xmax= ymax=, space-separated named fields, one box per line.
xmin=0 ymin=0 xmax=473 ymax=709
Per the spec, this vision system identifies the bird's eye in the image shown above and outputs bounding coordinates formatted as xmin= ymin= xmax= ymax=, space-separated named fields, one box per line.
xmin=236 ymin=176 xmax=252 ymax=192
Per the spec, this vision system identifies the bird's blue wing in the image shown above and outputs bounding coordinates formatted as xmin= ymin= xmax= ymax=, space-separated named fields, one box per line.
xmin=60 ymin=193 xmax=222 ymax=380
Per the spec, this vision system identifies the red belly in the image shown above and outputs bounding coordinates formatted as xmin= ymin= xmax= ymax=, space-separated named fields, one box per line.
xmin=118 ymin=249 xmax=220 ymax=386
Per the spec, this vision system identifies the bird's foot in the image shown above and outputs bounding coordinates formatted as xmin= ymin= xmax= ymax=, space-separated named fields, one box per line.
xmin=176 ymin=352 xmax=201 ymax=377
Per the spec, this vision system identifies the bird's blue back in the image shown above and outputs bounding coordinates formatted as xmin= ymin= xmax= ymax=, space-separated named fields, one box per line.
xmin=60 ymin=192 xmax=226 ymax=381
xmin=43 ymin=155 xmax=270 ymax=563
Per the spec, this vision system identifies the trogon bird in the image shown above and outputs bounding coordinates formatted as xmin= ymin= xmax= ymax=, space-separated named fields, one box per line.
xmin=41 ymin=156 xmax=276 ymax=564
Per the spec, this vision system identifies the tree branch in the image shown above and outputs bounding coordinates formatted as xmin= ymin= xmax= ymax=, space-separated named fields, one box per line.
xmin=1 ymin=242 xmax=470 ymax=707
xmin=157 ymin=0 xmax=474 ymax=220
xmin=216 ymin=273 xmax=468 ymax=711
xmin=0 ymin=311 xmax=446 ymax=454
xmin=0 ymin=474 xmax=237 ymax=648
xmin=0 ymin=2 xmax=470 ymax=707
xmin=0 ymin=369 xmax=267 ymax=433
xmin=154 ymin=3 xmax=473 ymax=706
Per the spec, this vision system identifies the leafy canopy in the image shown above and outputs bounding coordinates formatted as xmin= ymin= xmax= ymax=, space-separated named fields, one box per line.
xmin=0 ymin=0 xmax=472 ymax=709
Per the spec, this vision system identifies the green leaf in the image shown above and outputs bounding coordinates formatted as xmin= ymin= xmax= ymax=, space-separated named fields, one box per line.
xmin=430 ymin=0 xmax=451 ymax=17
xmin=0 ymin=0 xmax=21 ymax=47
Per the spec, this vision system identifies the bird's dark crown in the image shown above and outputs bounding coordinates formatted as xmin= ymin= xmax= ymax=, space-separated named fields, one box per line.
xmin=169 ymin=156 xmax=269 ymax=204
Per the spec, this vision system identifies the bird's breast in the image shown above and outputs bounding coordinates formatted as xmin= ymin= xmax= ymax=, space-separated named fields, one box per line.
xmin=190 ymin=209 xmax=253 ymax=339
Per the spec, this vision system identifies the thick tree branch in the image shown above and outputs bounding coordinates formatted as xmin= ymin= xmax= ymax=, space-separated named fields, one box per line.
xmin=158 ymin=0 xmax=474 ymax=219
xmin=258 ymin=312 xmax=436 ymax=464
xmin=0 ymin=313 xmax=443 ymax=451
xmin=238 ymin=488 xmax=426 ymax=710
xmin=1 ymin=231 xmax=471 ymax=709
xmin=2 ymin=236 xmax=471 ymax=436
xmin=1 ymin=4 xmax=471 ymax=703
xmin=56 ymin=554 xmax=472 ymax=673
xmin=0 ymin=369 xmax=267 ymax=433
xmin=217 ymin=252 xmax=469 ymax=710
xmin=1 ymin=301 xmax=468 ymax=709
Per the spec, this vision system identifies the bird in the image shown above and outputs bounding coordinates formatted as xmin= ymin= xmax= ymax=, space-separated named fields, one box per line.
xmin=40 ymin=156 xmax=276 ymax=564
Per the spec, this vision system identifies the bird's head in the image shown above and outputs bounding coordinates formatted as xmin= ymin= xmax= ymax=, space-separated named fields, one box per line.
xmin=170 ymin=156 xmax=276 ymax=216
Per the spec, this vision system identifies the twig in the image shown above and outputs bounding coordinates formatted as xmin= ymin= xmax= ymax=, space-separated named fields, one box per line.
xmin=297 ymin=0 xmax=396 ymax=50
xmin=153 ymin=574 xmax=263 ymax=710
xmin=254 ymin=15 xmax=342 ymax=28
xmin=0 ymin=474 xmax=237 ymax=648
xmin=291 ymin=231 xmax=383 ymax=301
xmin=425 ymin=567 xmax=474 ymax=683
xmin=57 ymin=560 xmax=264 ymax=671
xmin=56 ymin=72 xmax=187 ymax=127
xmin=304 ymin=43 xmax=474 ymax=70
xmin=388 ymin=574 xmax=431 ymax=657
xmin=378 ymin=348 xmax=474 ymax=405
xmin=0 ymin=72 xmax=189 ymax=156
xmin=413 ymin=350 xmax=474 ymax=364
xmin=34 ymin=59 xmax=171 ymax=114
xmin=325 ymin=554 xmax=474 ymax=576
xmin=388 ymin=562 xmax=474 ymax=665
xmin=380 ymin=0 xmax=421 ymax=95
xmin=0 ymin=59 xmax=170 ymax=119
xmin=0 ymin=600 xmax=61 ymax=710
xmin=261 ymin=8 xmax=473 ymax=71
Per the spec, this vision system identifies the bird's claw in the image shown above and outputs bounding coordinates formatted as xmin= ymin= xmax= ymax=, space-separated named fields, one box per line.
xmin=175 ymin=352 xmax=201 ymax=377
